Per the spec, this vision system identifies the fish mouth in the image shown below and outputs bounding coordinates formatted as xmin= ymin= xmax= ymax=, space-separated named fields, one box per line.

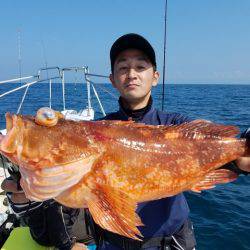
xmin=6 ymin=112 xmax=14 ymax=132
xmin=0 ymin=113 xmax=21 ymax=154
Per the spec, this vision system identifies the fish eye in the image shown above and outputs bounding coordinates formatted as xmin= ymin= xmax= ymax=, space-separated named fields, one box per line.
xmin=35 ymin=107 xmax=59 ymax=127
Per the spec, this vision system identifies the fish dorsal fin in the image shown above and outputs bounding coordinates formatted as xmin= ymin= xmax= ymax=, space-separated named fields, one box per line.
xmin=164 ymin=120 xmax=240 ymax=140
xmin=95 ymin=120 xmax=157 ymax=129
xmin=190 ymin=169 xmax=238 ymax=193
xmin=87 ymin=184 xmax=143 ymax=240
xmin=97 ymin=120 xmax=134 ymax=125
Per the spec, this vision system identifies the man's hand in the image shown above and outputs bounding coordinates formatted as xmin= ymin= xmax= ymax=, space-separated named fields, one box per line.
xmin=1 ymin=178 xmax=29 ymax=203
xmin=71 ymin=242 xmax=88 ymax=250
xmin=236 ymin=157 xmax=250 ymax=173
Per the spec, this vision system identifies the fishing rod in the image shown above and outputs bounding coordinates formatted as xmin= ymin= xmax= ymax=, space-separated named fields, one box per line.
xmin=161 ymin=0 xmax=168 ymax=111
xmin=17 ymin=29 xmax=22 ymax=85
xmin=41 ymin=39 xmax=49 ymax=80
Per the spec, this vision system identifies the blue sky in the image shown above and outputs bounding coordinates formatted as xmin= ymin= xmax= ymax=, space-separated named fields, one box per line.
xmin=0 ymin=0 xmax=250 ymax=83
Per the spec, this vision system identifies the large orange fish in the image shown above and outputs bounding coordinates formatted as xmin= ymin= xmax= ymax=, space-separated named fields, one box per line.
xmin=0 ymin=108 xmax=249 ymax=240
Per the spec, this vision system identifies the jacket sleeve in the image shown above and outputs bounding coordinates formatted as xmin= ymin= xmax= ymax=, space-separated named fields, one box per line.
xmin=241 ymin=128 xmax=250 ymax=140
xmin=24 ymin=201 xmax=79 ymax=250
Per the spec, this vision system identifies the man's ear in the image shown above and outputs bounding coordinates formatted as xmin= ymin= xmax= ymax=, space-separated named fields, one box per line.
xmin=152 ymin=71 xmax=160 ymax=87
xmin=109 ymin=74 xmax=117 ymax=89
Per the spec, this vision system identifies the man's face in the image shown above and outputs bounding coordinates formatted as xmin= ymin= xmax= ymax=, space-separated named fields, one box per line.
xmin=110 ymin=49 xmax=159 ymax=105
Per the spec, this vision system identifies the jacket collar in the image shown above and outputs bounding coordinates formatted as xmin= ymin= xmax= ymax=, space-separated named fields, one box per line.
xmin=118 ymin=96 xmax=155 ymax=122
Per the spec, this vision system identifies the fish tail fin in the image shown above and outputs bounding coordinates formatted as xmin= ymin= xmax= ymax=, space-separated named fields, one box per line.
xmin=190 ymin=169 xmax=238 ymax=193
xmin=86 ymin=184 xmax=143 ymax=240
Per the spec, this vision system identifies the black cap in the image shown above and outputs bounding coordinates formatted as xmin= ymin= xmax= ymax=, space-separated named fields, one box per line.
xmin=110 ymin=33 xmax=156 ymax=73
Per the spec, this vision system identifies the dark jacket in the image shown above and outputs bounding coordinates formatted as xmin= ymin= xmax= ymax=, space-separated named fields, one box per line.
xmin=92 ymin=101 xmax=193 ymax=250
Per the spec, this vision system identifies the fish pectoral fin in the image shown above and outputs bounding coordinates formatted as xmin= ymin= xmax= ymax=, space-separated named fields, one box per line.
xmin=87 ymin=184 xmax=143 ymax=240
xmin=190 ymin=169 xmax=238 ymax=193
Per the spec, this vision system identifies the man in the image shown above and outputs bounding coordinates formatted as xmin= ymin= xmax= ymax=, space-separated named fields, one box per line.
xmin=86 ymin=33 xmax=250 ymax=250
xmin=1 ymin=33 xmax=249 ymax=250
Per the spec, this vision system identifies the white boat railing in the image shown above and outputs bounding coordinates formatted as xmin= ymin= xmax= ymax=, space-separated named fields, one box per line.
xmin=0 ymin=66 xmax=109 ymax=123
xmin=0 ymin=75 xmax=37 ymax=85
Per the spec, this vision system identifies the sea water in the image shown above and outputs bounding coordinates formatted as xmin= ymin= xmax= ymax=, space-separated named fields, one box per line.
xmin=0 ymin=82 xmax=249 ymax=250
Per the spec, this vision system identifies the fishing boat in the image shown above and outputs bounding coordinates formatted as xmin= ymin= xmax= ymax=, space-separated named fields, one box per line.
xmin=0 ymin=65 xmax=110 ymax=249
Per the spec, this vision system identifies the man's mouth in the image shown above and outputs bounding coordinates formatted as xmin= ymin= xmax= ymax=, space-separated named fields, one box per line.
xmin=125 ymin=83 xmax=139 ymax=89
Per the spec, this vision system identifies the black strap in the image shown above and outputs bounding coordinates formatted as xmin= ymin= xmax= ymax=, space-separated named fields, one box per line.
xmin=142 ymin=236 xmax=172 ymax=249
xmin=102 ymin=230 xmax=172 ymax=250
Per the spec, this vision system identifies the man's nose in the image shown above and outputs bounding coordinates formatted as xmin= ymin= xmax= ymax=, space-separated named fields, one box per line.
xmin=127 ymin=68 xmax=137 ymax=79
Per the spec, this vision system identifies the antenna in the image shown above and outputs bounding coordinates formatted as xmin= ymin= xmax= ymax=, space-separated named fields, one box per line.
xmin=17 ymin=29 xmax=22 ymax=84
xmin=41 ymin=39 xmax=49 ymax=80
xmin=161 ymin=0 xmax=168 ymax=111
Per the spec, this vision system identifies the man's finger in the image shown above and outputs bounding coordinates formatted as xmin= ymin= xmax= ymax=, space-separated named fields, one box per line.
xmin=71 ymin=243 xmax=88 ymax=250
xmin=1 ymin=179 xmax=23 ymax=193
xmin=10 ymin=192 xmax=30 ymax=204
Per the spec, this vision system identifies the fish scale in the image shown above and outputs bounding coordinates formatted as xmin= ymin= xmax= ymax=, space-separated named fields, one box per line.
xmin=0 ymin=111 xmax=249 ymax=240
